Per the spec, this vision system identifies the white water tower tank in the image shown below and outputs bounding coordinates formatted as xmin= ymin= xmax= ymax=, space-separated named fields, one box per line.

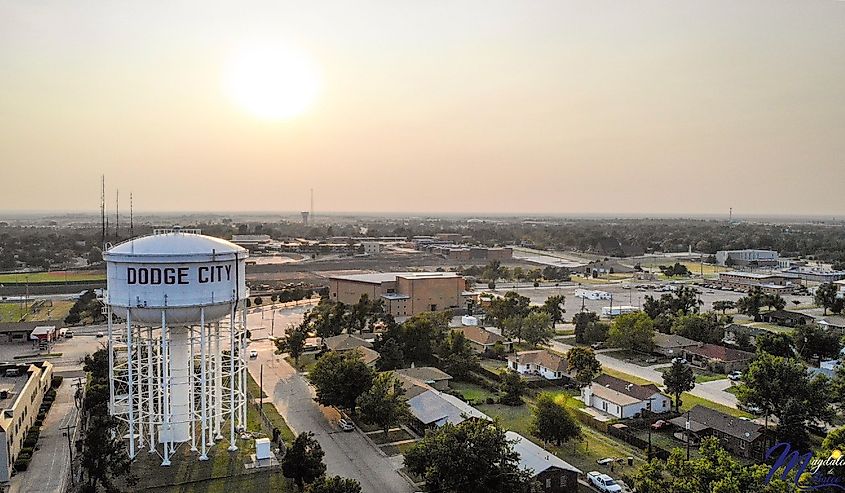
xmin=104 ymin=232 xmax=248 ymax=324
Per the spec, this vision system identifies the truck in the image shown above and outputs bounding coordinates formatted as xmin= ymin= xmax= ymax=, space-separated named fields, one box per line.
xmin=587 ymin=471 xmax=622 ymax=493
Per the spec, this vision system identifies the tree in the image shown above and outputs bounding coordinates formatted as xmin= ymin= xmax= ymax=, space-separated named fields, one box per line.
xmin=736 ymin=352 xmax=832 ymax=450
xmin=374 ymin=337 xmax=404 ymax=371
xmin=542 ymin=295 xmax=566 ymax=325
xmin=815 ymin=282 xmax=840 ymax=315
xmin=440 ymin=331 xmax=479 ymax=379
xmin=793 ymin=323 xmax=841 ymax=360
xmin=670 ymin=313 xmax=726 ymax=344
xmin=482 ymin=260 xmax=504 ymax=284
xmin=400 ymin=312 xmax=451 ymax=364
xmin=521 ymin=310 xmax=554 ymax=347
xmin=276 ymin=323 xmax=308 ymax=366
xmin=662 ymin=360 xmax=695 ymax=411
xmin=633 ymin=437 xmax=791 ymax=493
xmin=712 ymin=300 xmax=735 ymax=314
xmin=485 ymin=291 xmax=531 ymax=327
xmin=763 ymin=293 xmax=787 ymax=311
xmin=283 ymin=432 xmax=327 ymax=490
xmin=309 ymin=350 xmax=374 ymax=413
xmin=500 ymin=316 xmax=524 ymax=343
xmin=584 ymin=321 xmax=610 ymax=343
xmin=607 ymin=312 xmax=654 ymax=352
xmin=573 ymin=311 xmax=599 ymax=344
xmin=499 ymin=370 xmax=526 ymax=406
xmin=566 ymin=347 xmax=601 ymax=386
xmin=305 ymin=476 xmax=362 ymax=493
xmin=736 ymin=287 xmax=766 ymax=321
xmin=404 ymin=420 xmax=534 ymax=493
xmin=358 ymin=373 xmax=408 ymax=434
xmin=530 ymin=392 xmax=582 ymax=446
xmin=643 ymin=286 xmax=701 ymax=319
xmin=755 ymin=332 xmax=794 ymax=358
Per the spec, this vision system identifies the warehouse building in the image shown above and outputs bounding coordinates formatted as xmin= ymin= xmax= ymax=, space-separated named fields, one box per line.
xmin=328 ymin=272 xmax=468 ymax=316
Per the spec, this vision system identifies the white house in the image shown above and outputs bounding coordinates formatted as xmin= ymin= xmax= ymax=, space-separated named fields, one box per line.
xmin=507 ymin=350 xmax=570 ymax=381
xmin=582 ymin=374 xmax=671 ymax=419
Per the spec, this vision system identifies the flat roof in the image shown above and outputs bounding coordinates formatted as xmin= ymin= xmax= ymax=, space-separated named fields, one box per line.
xmin=720 ymin=271 xmax=784 ymax=279
xmin=330 ymin=271 xmax=461 ymax=284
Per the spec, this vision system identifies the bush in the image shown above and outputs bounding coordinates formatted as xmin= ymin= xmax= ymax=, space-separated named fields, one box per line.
xmin=37 ymin=412 xmax=46 ymax=421
xmin=19 ymin=446 xmax=33 ymax=457
xmin=485 ymin=396 xmax=497 ymax=405
xmin=14 ymin=457 xmax=30 ymax=471
xmin=33 ymin=419 xmax=43 ymax=428
xmin=51 ymin=375 xmax=63 ymax=388
xmin=23 ymin=436 xmax=37 ymax=448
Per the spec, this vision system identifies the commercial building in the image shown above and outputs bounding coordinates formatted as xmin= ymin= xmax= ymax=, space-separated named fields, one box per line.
xmin=29 ymin=326 xmax=57 ymax=342
xmin=230 ymin=234 xmax=272 ymax=249
xmin=362 ymin=242 xmax=383 ymax=255
xmin=717 ymin=271 xmax=799 ymax=294
xmin=0 ymin=321 xmax=63 ymax=344
xmin=0 ymin=362 xmax=54 ymax=481
xmin=582 ymin=374 xmax=670 ymax=419
xmin=328 ymin=272 xmax=467 ymax=317
xmin=507 ymin=431 xmax=581 ymax=492
xmin=715 ymin=250 xmax=779 ymax=267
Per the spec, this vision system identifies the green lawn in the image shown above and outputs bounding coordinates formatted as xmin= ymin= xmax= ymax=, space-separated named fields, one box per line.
xmin=600 ymin=367 xmax=655 ymax=386
xmin=0 ymin=271 xmax=105 ymax=284
xmin=285 ymin=353 xmax=318 ymax=373
xmin=657 ymin=366 xmax=726 ymax=384
xmin=246 ymin=373 xmax=267 ymax=399
xmin=451 ymin=381 xmax=498 ymax=403
xmin=0 ymin=300 xmax=74 ymax=323
xmin=602 ymin=349 xmax=666 ymax=367
xmin=368 ymin=429 xmax=414 ymax=445
xmin=261 ymin=403 xmax=295 ymax=445
xmin=0 ymin=303 xmax=27 ymax=323
xmin=679 ymin=393 xmax=752 ymax=418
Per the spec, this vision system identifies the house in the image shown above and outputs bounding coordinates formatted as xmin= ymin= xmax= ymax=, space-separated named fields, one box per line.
xmin=808 ymin=359 xmax=839 ymax=379
xmin=507 ymin=431 xmax=581 ymax=493
xmin=0 ymin=321 xmax=63 ymax=344
xmin=354 ymin=347 xmax=380 ymax=367
xmin=818 ymin=316 xmax=845 ymax=335
xmin=652 ymin=332 xmax=701 ymax=357
xmin=723 ymin=324 xmax=768 ymax=347
xmin=682 ymin=344 xmax=755 ymax=373
xmin=508 ymin=350 xmax=570 ymax=381
xmin=454 ymin=326 xmax=513 ymax=354
xmin=581 ymin=374 xmax=671 ymax=419
xmin=393 ymin=367 xmax=453 ymax=391
xmin=406 ymin=389 xmax=490 ymax=434
xmin=759 ymin=310 xmax=814 ymax=327
xmin=322 ymin=334 xmax=373 ymax=352
xmin=668 ymin=405 xmax=769 ymax=458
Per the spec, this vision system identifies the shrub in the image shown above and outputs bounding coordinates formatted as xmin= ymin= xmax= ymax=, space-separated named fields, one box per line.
xmin=485 ymin=396 xmax=496 ymax=405
xmin=14 ymin=458 xmax=30 ymax=471
xmin=37 ymin=412 xmax=46 ymax=421
xmin=33 ymin=419 xmax=43 ymax=428
xmin=19 ymin=446 xmax=33 ymax=457
xmin=23 ymin=436 xmax=37 ymax=448
xmin=51 ymin=375 xmax=64 ymax=388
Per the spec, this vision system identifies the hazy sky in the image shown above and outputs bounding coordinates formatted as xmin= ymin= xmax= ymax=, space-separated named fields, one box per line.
xmin=1 ymin=1 xmax=843 ymax=216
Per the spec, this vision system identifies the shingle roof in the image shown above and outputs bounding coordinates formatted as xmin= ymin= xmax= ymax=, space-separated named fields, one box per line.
xmin=394 ymin=367 xmax=453 ymax=383
xmin=508 ymin=350 xmax=568 ymax=373
xmin=407 ymin=389 xmax=490 ymax=427
xmin=684 ymin=343 xmax=754 ymax=363
xmin=506 ymin=431 xmax=581 ymax=476
xmin=593 ymin=374 xmax=663 ymax=401
xmin=763 ymin=310 xmax=815 ymax=322
xmin=455 ymin=326 xmax=509 ymax=346
xmin=652 ymin=332 xmax=700 ymax=349
xmin=668 ymin=405 xmax=763 ymax=442
xmin=323 ymin=334 xmax=373 ymax=352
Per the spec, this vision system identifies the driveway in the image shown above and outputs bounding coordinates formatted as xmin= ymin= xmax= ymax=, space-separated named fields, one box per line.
xmin=247 ymin=308 xmax=414 ymax=493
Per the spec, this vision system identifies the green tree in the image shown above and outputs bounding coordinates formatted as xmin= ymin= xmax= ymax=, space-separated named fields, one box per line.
xmin=500 ymin=316 xmax=524 ymax=343
xmin=573 ymin=311 xmax=599 ymax=344
xmin=815 ymin=282 xmax=840 ymax=315
xmin=309 ymin=351 xmax=374 ymax=413
xmin=283 ymin=432 xmax=327 ymax=490
xmin=530 ymin=392 xmax=582 ymax=446
xmin=755 ymin=332 xmax=794 ymax=358
xmin=712 ymin=300 xmax=735 ymax=314
xmin=633 ymin=437 xmax=791 ymax=493
xmin=486 ymin=291 xmax=531 ymax=327
xmin=521 ymin=310 xmax=554 ymax=347
xmin=736 ymin=287 xmax=766 ymax=321
xmin=276 ymin=323 xmax=308 ymax=366
xmin=793 ymin=323 xmax=841 ymax=360
xmin=440 ymin=331 xmax=480 ymax=379
xmin=358 ymin=373 xmax=408 ymax=434
xmin=374 ymin=337 xmax=404 ymax=371
xmin=736 ymin=352 xmax=832 ymax=450
xmin=607 ymin=312 xmax=654 ymax=352
xmin=499 ymin=370 xmax=526 ymax=406
xmin=670 ymin=313 xmax=726 ymax=344
xmin=404 ymin=420 xmax=533 ymax=493
xmin=566 ymin=347 xmax=601 ymax=386
xmin=81 ymin=413 xmax=137 ymax=492
xmin=401 ymin=312 xmax=451 ymax=364
xmin=542 ymin=294 xmax=566 ymax=325
xmin=305 ymin=476 xmax=362 ymax=493
xmin=662 ymin=360 xmax=695 ymax=411
xmin=763 ymin=294 xmax=787 ymax=311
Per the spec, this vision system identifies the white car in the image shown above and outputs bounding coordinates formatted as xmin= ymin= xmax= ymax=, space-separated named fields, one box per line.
xmin=728 ymin=371 xmax=742 ymax=381
xmin=249 ymin=350 xmax=258 ymax=359
xmin=338 ymin=419 xmax=354 ymax=432
xmin=588 ymin=471 xmax=622 ymax=493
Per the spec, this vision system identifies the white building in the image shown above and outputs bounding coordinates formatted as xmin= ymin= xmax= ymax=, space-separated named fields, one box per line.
xmin=362 ymin=241 xmax=383 ymax=255
xmin=601 ymin=305 xmax=640 ymax=317
xmin=575 ymin=289 xmax=611 ymax=300
xmin=715 ymin=249 xmax=779 ymax=267
xmin=582 ymin=374 xmax=670 ymax=419
xmin=507 ymin=350 xmax=570 ymax=381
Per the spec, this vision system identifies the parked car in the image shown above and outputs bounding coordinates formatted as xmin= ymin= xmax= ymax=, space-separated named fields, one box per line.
xmin=728 ymin=371 xmax=742 ymax=381
xmin=249 ymin=350 xmax=258 ymax=359
xmin=338 ymin=419 xmax=354 ymax=432
xmin=671 ymin=357 xmax=688 ymax=364
xmin=96 ymin=332 xmax=104 ymax=338
xmin=591 ymin=342 xmax=605 ymax=350
xmin=64 ymin=330 xmax=74 ymax=338
xmin=651 ymin=419 xmax=669 ymax=430
xmin=587 ymin=471 xmax=622 ymax=493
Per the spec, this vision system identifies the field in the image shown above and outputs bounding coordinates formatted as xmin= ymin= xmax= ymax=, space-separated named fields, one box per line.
xmin=450 ymin=381 xmax=498 ymax=403
xmin=599 ymin=367 xmax=653 ymax=386
xmin=0 ymin=270 xmax=105 ymax=284
xmin=0 ymin=300 xmax=74 ymax=323
xmin=679 ymin=392 xmax=752 ymax=418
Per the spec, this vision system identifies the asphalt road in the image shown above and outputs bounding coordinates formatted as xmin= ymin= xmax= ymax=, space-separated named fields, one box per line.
xmin=246 ymin=308 xmax=414 ymax=493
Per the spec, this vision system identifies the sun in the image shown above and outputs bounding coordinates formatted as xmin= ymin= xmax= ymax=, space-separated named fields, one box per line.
xmin=223 ymin=43 xmax=321 ymax=121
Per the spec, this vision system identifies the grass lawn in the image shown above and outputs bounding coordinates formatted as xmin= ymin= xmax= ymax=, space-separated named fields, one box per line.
xmin=261 ymin=403 xmax=295 ymax=445
xmin=0 ymin=303 xmax=27 ymax=323
xmin=0 ymin=270 xmax=106 ymax=284
xmin=724 ymin=385 xmax=741 ymax=396
xmin=381 ymin=441 xmax=417 ymax=457
xmin=599 ymin=367 xmax=655 ymax=386
xmin=480 ymin=358 xmax=506 ymax=373
xmin=284 ymin=353 xmax=318 ymax=373
xmin=368 ymin=428 xmax=414 ymax=445
xmin=451 ymin=381 xmax=498 ymax=403
xmin=656 ymin=367 xmax=726 ymax=384
xmin=679 ymin=393 xmax=752 ymax=418
xmin=246 ymin=373 xmax=267 ymax=399
xmin=747 ymin=322 xmax=796 ymax=335
xmin=602 ymin=349 xmax=666 ymax=367
xmin=0 ymin=300 xmax=74 ymax=323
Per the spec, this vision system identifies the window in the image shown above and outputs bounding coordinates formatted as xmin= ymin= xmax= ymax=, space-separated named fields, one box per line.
xmin=740 ymin=440 xmax=746 ymax=450
xmin=546 ymin=478 xmax=551 ymax=488
xmin=561 ymin=476 xmax=568 ymax=486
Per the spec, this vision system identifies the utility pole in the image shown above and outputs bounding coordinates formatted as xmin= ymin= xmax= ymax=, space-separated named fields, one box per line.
xmin=129 ymin=192 xmax=134 ymax=238
xmin=686 ymin=409 xmax=691 ymax=460
xmin=259 ymin=365 xmax=264 ymax=409
xmin=62 ymin=423 xmax=77 ymax=485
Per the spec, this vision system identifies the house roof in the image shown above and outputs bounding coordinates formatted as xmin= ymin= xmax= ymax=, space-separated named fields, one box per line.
xmin=507 ymin=350 xmax=568 ymax=373
xmin=407 ymin=389 xmax=490 ymax=427
xmin=593 ymin=374 xmax=663 ymax=402
xmin=653 ymin=332 xmax=700 ymax=349
xmin=684 ymin=343 xmax=754 ymax=363
xmin=506 ymin=431 xmax=581 ymax=476
xmin=455 ymin=326 xmax=509 ymax=346
xmin=668 ymin=405 xmax=763 ymax=443
xmin=818 ymin=316 xmax=845 ymax=329
xmin=725 ymin=324 xmax=768 ymax=337
xmin=323 ymin=334 xmax=373 ymax=352
xmin=355 ymin=347 xmax=380 ymax=366
xmin=394 ymin=367 xmax=453 ymax=383
xmin=763 ymin=310 xmax=815 ymax=322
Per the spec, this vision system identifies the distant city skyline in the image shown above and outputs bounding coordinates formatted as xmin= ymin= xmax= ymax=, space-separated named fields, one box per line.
xmin=1 ymin=1 xmax=844 ymax=215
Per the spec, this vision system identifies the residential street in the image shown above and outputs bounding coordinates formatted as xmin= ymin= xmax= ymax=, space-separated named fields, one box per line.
xmin=246 ymin=308 xmax=414 ymax=493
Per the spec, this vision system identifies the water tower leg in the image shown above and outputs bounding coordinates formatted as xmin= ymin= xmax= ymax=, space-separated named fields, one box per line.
xmin=161 ymin=310 xmax=171 ymax=467
xmin=214 ymin=322 xmax=223 ymax=441
xmin=199 ymin=308 xmax=209 ymax=461
xmin=147 ymin=327 xmax=156 ymax=453
xmin=189 ymin=326 xmax=197 ymax=453
xmin=127 ymin=311 xmax=136 ymax=459
xmin=228 ymin=309 xmax=238 ymax=452
xmin=135 ymin=324 xmax=145 ymax=450
xmin=107 ymin=306 xmax=115 ymax=416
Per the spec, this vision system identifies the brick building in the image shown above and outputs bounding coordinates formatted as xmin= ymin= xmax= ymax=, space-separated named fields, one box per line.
xmin=328 ymin=272 xmax=467 ymax=317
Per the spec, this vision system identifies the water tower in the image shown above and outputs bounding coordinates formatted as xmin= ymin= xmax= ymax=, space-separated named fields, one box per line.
xmin=103 ymin=229 xmax=249 ymax=465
